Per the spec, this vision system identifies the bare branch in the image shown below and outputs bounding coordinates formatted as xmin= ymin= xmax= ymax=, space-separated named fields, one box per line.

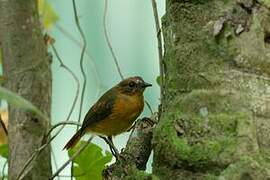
xmin=52 ymin=149 xmax=60 ymax=180
xmin=71 ymin=0 xmax=87 ymax=127
xmin=16 ymin=119 xmax=81 ymax=180
xmin=71 ymin=0 xmax=88 ymax=179
xmin=103 ymin=0 xmax=124 ymax=80
xmin=145 ymin=100 xmax=153 ymax=115
xmin=55 ymin=23 xmax=103 ymax=97
xmin=45 ymin=121 xmax=82 ymax=139
xmin=151 ymin=0 xmax=164 ymax=102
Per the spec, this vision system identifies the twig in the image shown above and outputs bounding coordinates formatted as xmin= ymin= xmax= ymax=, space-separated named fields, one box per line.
xmin=17 ymin=120 xmax=83 ymax=179
xmin=103 ymin=0 xmax=124 ymax=80
xmin=49 ymin=136 xmax=94 ymax=180
xmin=103 ymin=0 xmax=154 ymax=114
xmin=45 ymin=121 xmax=82 ymax=140
xmin=51 ymin=148 xmax=60 ymax=180
xmin=51 ymin=45 xmax=80 ymax=127
xmin=151 ymin=0 xmax=164 ymax=102
xmin=126 ymin=120 xmax=139 ymax=146
xmin=55 ymin=23 xmax=104 ymax=97
xmin=71 ymin=0 xmax=87 ymax=132
xmin=17 ymin=144 xmax=47 ymax=179
xmin=71 ymin=0 xmax=87 ymax=179
xmin=144 ymin=100 xmax=153 ymax=115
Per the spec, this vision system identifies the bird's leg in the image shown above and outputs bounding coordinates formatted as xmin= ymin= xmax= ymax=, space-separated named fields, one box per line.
xmin=108 ymin=136 xmax=119 ymax=155
xmin=99 ymin=136 xmax=120 ymax=159
xmin=99 ymin=136 xmax=115 ymax=156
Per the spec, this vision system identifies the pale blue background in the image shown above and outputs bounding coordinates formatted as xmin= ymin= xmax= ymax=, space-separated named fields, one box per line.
xmin=44 ymin=0 xmax=164 ymax=178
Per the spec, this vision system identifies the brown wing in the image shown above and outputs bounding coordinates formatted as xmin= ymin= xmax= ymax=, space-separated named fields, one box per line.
xmin=80 ymin=88 xmax=116 ymax=132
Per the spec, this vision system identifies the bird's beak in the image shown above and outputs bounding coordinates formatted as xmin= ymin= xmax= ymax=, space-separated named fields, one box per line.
xmin=141 ymin=82 xmax=152 ymax=88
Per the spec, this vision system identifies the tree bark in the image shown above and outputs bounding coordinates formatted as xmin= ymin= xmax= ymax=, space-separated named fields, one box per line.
xmin=0 ymin=0 xmax=52 ymax=179
xmin=153 ymin=0 xmax=270 ymax=179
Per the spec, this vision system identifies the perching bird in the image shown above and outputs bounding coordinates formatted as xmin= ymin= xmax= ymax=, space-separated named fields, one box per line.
xmin=64 ymin=76 xmax=151 ymax=157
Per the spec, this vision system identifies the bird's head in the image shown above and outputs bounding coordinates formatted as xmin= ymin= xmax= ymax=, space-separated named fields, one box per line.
xmin=116 ymin=76 xmax=152 ymax=96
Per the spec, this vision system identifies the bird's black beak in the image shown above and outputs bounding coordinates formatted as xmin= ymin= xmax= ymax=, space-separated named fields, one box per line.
xmin=141 ymin=82 xmax=152 ymax=88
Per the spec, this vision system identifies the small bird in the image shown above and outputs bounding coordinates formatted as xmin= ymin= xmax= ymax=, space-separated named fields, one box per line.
xmin=64 ymin=76 xmax=151 ymax=157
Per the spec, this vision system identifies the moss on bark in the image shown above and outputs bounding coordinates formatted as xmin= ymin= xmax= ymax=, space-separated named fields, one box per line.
xmin=154 ymin=0 xmax=270 ymax=179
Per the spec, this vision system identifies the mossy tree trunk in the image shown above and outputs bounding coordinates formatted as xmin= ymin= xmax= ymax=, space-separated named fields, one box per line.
xmin=0 ymin=0 xmax=52 ymax=179
xmin=153 ymin=0 xmax=270 ymax=179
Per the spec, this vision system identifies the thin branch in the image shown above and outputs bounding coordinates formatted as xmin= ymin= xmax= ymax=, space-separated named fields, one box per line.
xmin=151 ymin=0 xmax=164 ymax=102
xmin=17 ymin=121 xmax=82 ymax=180
xmin=71 ymin=0 xmax=88 ymax=179
xmin=71 ymin=0 xmax=87 ymax=124
xmin=145 ymin=100 xmax=153 ymax=115
xmin=49 ymin=136 xmax=94 ymax=180
xmin=52 ymin=149 xmax=60 ymax=180
xmin=103 ymin=0 xmax=154 ymax=114
xmin=55 ymin=23 xmax=104 ymax=97
xmin=126 ymin=120 xmax=139 ymax=146
xmin=17 ymin=144 xmax=47 ymax=179
xmin=103 ymin=0 xmax=124 ymax=80
xmin=51 ymin=45 xmax=80 ymax=126
xmin=45 ymin=121 xmax=82 ymax=139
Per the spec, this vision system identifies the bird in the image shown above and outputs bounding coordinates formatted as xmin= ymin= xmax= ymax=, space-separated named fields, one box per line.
xmin=64 ymin=76 xmax=152 ymax=157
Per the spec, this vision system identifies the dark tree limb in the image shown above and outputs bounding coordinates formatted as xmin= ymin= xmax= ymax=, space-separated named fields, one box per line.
xmin=0 ymin=0 xmax=52 ymax=179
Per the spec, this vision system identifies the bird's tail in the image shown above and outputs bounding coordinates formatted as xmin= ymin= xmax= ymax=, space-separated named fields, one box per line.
xmin=64 ymin=129 xmax=84 ymax=150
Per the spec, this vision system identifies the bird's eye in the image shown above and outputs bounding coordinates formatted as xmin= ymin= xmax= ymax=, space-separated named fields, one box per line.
xmin=128 ymin=81 xmax=135 ymax=88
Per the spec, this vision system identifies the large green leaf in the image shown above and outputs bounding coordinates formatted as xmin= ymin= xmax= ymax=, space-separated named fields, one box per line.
xmin=0 ymin=86 xmax=49 ymax=122
xmin=68 ymin=141 xmax=113 ymax=180
xmin=38 ymin=0 xmax=59 ymax=29
xmin=0 ymin=144 xmax=8 ymax=159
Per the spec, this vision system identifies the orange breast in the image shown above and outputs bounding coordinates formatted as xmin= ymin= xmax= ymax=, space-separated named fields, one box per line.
xmin=87 ymin=93 xmax=144 ymax=136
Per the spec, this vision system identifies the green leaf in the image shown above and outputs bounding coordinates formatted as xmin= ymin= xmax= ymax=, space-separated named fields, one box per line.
xmin=0 ymin=144 xmax=8 ymax=159
xmin=68 ymin=141 xmax=113 ymax=180
xmin=38 ymin=0 xmax=59 ymax=29
xmin=0 ymin=86 xmax=49 ymax=122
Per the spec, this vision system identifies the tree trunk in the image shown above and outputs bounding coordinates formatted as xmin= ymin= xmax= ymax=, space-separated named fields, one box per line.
xmin=0 ymin=0 xmax=52 ymax=179
xmin=153 ymin=0 xmax=270 ymax=179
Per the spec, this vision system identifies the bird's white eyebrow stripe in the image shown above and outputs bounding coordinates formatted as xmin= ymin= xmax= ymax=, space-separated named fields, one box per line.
xmin=135 ymin=79 xmax=143 ymax=83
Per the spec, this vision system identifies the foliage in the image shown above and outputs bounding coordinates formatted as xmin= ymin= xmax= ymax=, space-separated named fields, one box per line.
xmin=38 ymin=0 xmax=59 ymax=29
xmin=68 ymin=141 xmax=112 ymax=180
xmin=0 ymin=144 xmax=8 ymax=159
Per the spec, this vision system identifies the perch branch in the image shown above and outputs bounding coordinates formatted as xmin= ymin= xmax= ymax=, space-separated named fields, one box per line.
xmin=103 ymin=114 xmax=157 ymax=179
